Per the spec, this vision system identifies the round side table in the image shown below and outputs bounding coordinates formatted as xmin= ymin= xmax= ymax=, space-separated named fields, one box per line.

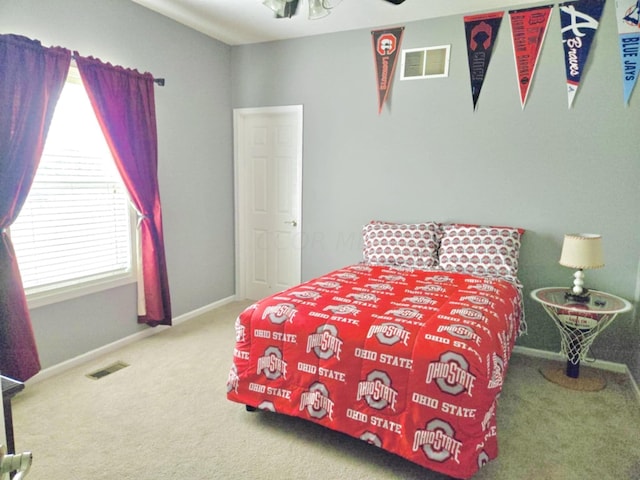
xmin=530 ymin=287 xmax=632 ymax=391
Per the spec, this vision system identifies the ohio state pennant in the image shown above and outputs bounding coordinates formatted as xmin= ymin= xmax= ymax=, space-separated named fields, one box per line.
xmin=509 ymin=5 xmax=553 ymax=108
xmin=615 ymin=0 xmax=640 ymax=104
xmin=464 ymin=11 xmax=504 ymax=110
xmin=371 ymin=27 xmax=404 ymax=114
xmin=559 ymin=0 xmax=606 ymax=108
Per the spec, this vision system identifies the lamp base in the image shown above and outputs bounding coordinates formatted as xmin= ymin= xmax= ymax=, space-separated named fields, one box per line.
xmin=564 ymin=290 xmax=590 ymax=303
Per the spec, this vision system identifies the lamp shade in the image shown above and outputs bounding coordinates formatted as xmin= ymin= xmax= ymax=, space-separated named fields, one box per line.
xmin=559 ymin=233 xmax=604 ymax=270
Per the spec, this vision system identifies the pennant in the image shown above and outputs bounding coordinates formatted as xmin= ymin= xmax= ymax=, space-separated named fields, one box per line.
xmin=559 ymin=0 xmax=607 ymax=108
xmin=464 ymin=11 xmax=504 ymax=110
xmin=615 ymin=0 xmax=640 ymax=104
xmin=371 ymin=27 xmax=404 ymax=114
xmin=509 ymin=5 xmax=553 ymax=108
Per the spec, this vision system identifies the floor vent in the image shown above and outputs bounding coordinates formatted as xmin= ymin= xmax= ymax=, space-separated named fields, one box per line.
xmin=86 ymin=361 xmax=129 ymax=380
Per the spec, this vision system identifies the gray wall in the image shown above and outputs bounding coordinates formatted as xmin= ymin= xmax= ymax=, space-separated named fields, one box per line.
xmin=231 ymin=7 xmax=640 ymax=382
xmin=0 ymin=0 xmax=235 ymax=368
xmin=1 ymin=0 xmax=638 ymax=385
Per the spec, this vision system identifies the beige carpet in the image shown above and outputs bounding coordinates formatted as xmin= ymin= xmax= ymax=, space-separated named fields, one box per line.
xmin=8 ymin=301 xmax=640 ymax=480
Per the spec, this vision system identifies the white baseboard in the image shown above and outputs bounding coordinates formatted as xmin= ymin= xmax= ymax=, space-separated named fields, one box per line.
xmin=513 ymin=345 xmax=640 ymax=403
xmin=27 ymin=295 xmax=237 ymax=385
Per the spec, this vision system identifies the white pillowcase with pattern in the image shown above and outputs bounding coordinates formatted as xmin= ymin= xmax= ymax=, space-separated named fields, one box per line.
xmin=438 ymin=224 xmax=524 ymax=280
xmin=362 ymin=221 xmax=441 ymax=269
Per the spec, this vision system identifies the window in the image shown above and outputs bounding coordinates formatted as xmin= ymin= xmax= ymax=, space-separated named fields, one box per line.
xmin=400 ymin=45 xmax=451 ymax=80
xmin=10 ymin=65 xmax=137 ymax=308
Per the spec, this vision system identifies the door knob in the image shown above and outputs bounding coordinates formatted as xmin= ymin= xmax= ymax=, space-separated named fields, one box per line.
xmin=284 ymin=220 xmax=298 ymax=227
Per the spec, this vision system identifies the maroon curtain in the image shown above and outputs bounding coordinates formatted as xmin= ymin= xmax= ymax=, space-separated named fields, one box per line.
xmin=0 ymin=35 xmax=71 ymax=380
xmin=75 ymin=55 xmax=172 ymax=326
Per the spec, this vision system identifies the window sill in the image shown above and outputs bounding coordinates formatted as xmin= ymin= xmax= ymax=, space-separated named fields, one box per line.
xmin=26 ymin=273 xmax=137 ymax=310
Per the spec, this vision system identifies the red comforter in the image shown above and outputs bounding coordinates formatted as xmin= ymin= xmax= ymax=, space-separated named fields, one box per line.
xmin=227 ymin=264 xmax=523 ymax=479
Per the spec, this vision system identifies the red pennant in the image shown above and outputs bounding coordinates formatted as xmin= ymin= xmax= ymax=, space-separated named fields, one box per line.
xmin=371 ymin=27 xmax=404 ymax=114
xmin=509 ymin=5 xmax=553 ymax=108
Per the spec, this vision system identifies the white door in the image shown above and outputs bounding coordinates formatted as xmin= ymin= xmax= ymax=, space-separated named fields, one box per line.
xmin=234 ymin=106 xmax=303 ymax=300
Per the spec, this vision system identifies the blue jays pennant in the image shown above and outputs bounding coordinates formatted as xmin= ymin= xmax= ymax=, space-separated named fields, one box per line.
xmin=615 ymin=0 xmax=640 ymax=104
xmin=371 ymin=27 xmax=404 ymax=115
xmin=464 ymin=11 xmax=505 ymax=111
xmin=559 ymin=0 xmax=607 ymax=108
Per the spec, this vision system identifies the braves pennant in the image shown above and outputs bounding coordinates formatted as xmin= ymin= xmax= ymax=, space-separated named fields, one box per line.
xmin=559 ymin=0 xmax=607 ymax=108
xmin=509 ymin=5 xmax=553 ymax=108
xmin=371 ymin=27 xmax=404 ymax=114
xmin=615 ymin=0 xmax=640 ymax=104
xmin=464 ymin=12 xmax=504 ymax=110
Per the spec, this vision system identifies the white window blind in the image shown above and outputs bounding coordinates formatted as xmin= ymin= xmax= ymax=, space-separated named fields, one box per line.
xmin=10 ymin=65 xmax=135 ymax=304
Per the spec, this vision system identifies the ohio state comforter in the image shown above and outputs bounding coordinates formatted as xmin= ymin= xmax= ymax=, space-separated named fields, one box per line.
xmin=227 ymin=264 xmax=523 ymax=479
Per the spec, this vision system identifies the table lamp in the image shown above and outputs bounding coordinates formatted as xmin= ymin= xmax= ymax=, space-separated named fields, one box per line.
xmin=559 ymin=233 xmax=604 ymax=302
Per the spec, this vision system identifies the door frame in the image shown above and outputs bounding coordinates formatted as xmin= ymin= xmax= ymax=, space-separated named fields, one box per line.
xmin=233 ymin=105 xmax=303 ymax=300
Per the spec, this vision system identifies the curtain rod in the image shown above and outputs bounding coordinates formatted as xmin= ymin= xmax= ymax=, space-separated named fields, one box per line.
xmin=70 ymin=54 xmax=165 ymax=87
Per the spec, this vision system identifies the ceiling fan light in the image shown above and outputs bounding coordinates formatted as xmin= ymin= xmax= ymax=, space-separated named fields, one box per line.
xmin=263 ymin=0 xmax=287 ymax=15
xmin=309 ymin=0 xmax=330 ymax=19
xmin=277 ymin=0 xmax=300 ymax=18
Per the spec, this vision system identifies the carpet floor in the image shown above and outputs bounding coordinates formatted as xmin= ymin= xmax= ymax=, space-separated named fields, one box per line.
xmin=9 ymin=301 xmax=640 ymax=479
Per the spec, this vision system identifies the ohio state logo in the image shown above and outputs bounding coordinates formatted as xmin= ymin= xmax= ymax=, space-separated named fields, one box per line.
xmin=226 ymin=364 xmax=239 ymax=393
xmin=426 ymin=352 xmax=476 ymax=396
xmin=380 ymin=274 xmax=405 ymax=282
xmin=403 ymin=295 xmax=436 ymax=305
xmin=299 ymin=382 xmax=335 ymax=420
xmin=360 ymin=431 xmax=382 ymax=447
xmin=256 ymin=346 xmax=288 ymax=380
xmin=347 ymin=292 xmax=379 ymax=302
xmin=335 ymin=272 xmax=359 ymax=281
xmin=450 ymin=307 xmax=484 ymax=321
xmin=351 ymin=265 xmax=372 ymax=272
xmin=436 ymin=324 xmax=481 ymax=345
xmin=470 ymin=283 xmax=499 ymax=293
xmin=413 ymin=419 xmax=462 ymax=464
xmin=386 ymin=307 xmax=423 ymax=320
xmin=431 ymin=276 xmax=454 ymax=283
xmin=290 ymin=290 xmax=321 ymax=300
xmin=313 ymin=281 xmax=341 ymax=289
xmin=357 ymin=370 xmax=399 ymax=411
xmin=487 ymin=353 xmax=504 ymax=389
xmin=460 ymin=295 xmax=490 ymax=306
xmin=262 ymin=303 xmax=297 ymax=324
xmin=235 ymin=318 xmax=246 ymax=342
xmin=257 ymin=401 xmax=276 ymax=412
xmin=324 ymin=304 xmax=360 ymax=315
xmin=366 ymin=283 xmax=393 ymax=291
xmin=306 ymin=324 xmax=343 ymax=360
xmin=367 ymin=322 xmax=410 ymax=347
xmin=416 ymin=284 xmax=446 ymax=293
xmin=377 ymin=33 xmax=397 ymax=55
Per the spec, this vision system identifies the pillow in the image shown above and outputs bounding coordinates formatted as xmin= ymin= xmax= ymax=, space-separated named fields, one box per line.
xmin=362 ymin=221 xmax=441 ymax=269
xmin=438 ymin=224 xmax=524 ymax=279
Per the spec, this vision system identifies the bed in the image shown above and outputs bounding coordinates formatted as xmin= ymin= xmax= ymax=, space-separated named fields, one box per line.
xmin=227 ymin=222 xmax=525 ymax=479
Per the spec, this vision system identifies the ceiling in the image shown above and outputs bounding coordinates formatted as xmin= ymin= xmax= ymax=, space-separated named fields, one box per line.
xmin=130 ymin=0 xmax=537 ymax=46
